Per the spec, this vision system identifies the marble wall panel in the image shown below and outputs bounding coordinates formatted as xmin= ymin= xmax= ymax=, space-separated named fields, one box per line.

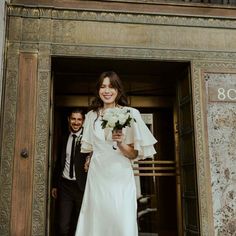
xmin=205 ymin=73 xmax=236 ymax=236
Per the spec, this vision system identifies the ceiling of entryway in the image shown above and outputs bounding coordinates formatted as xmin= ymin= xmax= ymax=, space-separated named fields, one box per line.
xmin=52 ymin=57 xmax=189 ymax=97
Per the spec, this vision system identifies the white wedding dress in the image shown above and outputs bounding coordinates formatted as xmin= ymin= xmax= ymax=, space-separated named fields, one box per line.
xmin=75 ymin=107 xmax=157 ymax=236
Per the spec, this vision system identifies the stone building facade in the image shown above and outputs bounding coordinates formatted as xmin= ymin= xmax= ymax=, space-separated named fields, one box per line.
xmin=0 ymin=1 xmax=236 ymax=236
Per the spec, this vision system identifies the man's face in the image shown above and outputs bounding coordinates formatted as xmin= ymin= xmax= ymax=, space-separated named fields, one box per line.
xmin=68 ymin=112 xmax=84 ymax=133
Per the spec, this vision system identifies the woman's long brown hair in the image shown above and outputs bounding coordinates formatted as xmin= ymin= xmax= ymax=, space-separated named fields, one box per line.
xmin=90 ymin=71 xmax=128 ymax=113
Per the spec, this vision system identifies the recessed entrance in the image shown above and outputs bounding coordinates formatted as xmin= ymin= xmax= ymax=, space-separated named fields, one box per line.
xmin=50 ymin=57 xmax=200 ymax=236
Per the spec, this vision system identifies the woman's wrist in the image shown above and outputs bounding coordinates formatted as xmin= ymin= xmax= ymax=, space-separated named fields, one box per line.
xmin=117 ymin=141 xmax=123 ymax=146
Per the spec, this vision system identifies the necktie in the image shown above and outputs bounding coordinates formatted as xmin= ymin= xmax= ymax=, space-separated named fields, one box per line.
xmin=69 ymin=134 xmax=77 ymax=178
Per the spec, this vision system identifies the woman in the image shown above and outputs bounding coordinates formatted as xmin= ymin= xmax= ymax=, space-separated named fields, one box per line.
xmin=75 ymin=71 xmax=157 ymax=236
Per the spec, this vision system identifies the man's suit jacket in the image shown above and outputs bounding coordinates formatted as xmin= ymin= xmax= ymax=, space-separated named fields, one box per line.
xmin=52 ymin=129 xmax=88 ymax=191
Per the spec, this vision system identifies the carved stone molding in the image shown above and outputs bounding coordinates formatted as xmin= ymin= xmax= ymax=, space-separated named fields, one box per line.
xmin=7 ymin=5 xmax=236 ymax=58
xmin=8 ymin=5 xmax=236 ymax=29
xmin=51 ymin=44 xmax=236 ymax=62
xmin=0 ymin=53 xmax=19 ymax=236
xmin=32 ymin=69 xmax=51 ymax=236
xmin=31 ymin=48 xmax=51 ymax=236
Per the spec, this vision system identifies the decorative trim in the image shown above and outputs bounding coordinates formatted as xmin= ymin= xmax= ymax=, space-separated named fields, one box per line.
xmin=8 ymin=5 xmax=236 ymax=29
xmin=0 ymin=53 xmax=19 ymax=236
xmin=31 ymin=47 xmax=51 ymax=236
xmin=51 ymin=44 xmax=236 ymax=61
xmin=5 ymin=42 xmax=235 ymax=62
xmin=32 ymin=69 xmax=51 ymax=236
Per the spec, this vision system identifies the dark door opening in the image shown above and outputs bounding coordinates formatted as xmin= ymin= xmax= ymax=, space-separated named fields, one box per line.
xmin=50 ymin=57 xmax=199 ymax=236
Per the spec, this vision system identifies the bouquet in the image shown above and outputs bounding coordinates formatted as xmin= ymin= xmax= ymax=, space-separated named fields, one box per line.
xmin=101 ymin=107 xmax=136 ymax=149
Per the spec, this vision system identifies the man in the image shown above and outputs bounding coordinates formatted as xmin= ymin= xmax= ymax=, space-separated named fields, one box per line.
xmin=52 ymin=108 xmax=88 ymax=236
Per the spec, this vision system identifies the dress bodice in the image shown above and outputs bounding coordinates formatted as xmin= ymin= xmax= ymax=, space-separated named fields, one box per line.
xmin=81 ymin=107 xmax=157 ymax=159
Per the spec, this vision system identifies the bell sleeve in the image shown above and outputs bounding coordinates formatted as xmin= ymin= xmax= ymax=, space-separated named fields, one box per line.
xmin=124 ymin=108 xmax=157 ymax=159
xmin=81 ymin=111 xmax=94 ymax=153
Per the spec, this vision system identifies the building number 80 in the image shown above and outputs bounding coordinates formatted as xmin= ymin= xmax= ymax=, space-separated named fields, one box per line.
xmin=218 ymin=88 xmax=236 ymax=101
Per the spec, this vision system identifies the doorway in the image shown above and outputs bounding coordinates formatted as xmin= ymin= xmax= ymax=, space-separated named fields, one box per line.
xmin=50 ymin=57 xmax=199 ymax=236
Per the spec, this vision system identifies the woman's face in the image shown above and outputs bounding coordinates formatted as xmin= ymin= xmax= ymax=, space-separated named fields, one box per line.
xmin=99 ymin=77 xmax=118 ymax=107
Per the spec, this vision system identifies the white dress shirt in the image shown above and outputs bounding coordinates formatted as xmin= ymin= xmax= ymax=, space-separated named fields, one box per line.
xmin=62 ymin=129 xmax=82 ymax=180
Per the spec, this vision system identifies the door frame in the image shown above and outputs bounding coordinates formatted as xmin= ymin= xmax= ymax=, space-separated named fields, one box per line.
xmin=0 ymin=53 xmax=214 ymax=236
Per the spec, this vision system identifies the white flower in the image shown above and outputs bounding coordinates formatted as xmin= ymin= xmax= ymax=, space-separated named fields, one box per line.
xmin=107 ymin=116 xmax=117 ymax=127
xmin=117 ymin=113 xmax=127 ymax=125
xmin=101 ymin=107 xmax=135 ymax=131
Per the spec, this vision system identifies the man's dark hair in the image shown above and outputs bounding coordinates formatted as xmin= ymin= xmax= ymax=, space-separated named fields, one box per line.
xmin=68 ymin=108 xmax=85 ymax=120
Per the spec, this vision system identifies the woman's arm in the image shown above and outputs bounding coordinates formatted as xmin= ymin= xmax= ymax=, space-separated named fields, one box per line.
xmin=112 ymin=130 xmax=138 ymax=159
xmin=117 ymin=143 xmax=138 ymax=159
xmin=84 ymin=152 xmax=93 ymax=172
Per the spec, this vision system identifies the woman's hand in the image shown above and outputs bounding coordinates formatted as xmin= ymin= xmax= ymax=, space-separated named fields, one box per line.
xmin=112 ymin=129 xmax=138 ymax=159
xmin=84 ymin=154 xmax=91 ymax=172
xmin=112 ymin=129 xmax=124 ymax=144
xmin=51 ymin=188 xmax=58 ymax=199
